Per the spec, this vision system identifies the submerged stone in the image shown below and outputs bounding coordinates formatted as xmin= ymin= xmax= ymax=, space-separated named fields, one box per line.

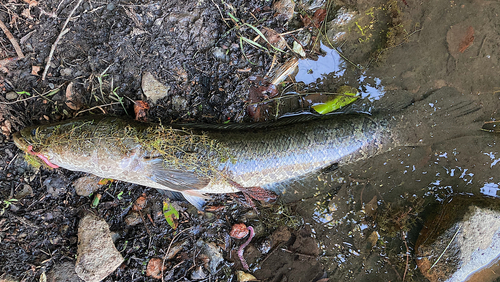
xmin=416 ymin=195 xmax=500 ymax=282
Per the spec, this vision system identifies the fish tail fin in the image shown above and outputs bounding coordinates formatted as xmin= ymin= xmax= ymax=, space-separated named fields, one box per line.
xmin=398 ymin=87 xmax=484 ymax=145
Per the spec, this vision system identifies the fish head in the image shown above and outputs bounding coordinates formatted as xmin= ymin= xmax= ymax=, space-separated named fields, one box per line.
xmin=13 ymin=123 xmax=56 ymax=153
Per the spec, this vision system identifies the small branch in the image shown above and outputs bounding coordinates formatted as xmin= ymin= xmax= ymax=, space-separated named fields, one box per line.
xmin=42 ymin=0 xmax=83 ymax=80
xmin=0 ymin=19 xmax=24 ymax=58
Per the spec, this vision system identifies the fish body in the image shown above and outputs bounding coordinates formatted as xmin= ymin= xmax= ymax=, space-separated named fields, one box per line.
xmin=13 ymin=113 xmax=407 ymax=208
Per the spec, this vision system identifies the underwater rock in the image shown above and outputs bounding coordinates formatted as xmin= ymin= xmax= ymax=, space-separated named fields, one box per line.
xmin=75 ymin=214 xmax=124 ymax=282
xmin=416 ymin=195 xmax=500 ymax=282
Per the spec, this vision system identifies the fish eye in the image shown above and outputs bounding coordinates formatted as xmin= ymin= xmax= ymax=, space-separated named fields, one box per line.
xmin=31 ymin=129 xmax=37 ymax=136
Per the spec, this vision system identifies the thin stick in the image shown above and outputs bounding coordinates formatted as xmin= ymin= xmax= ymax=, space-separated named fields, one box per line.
xmin=42 ymin=0 xmax=83 ymax=80
xmin=0 ymin=19 xmax=24 ymax=58
xmin=161 ymin=227 xmax=193 ymax=282
xmin=430 ymin=225 xmax=461 ymax=270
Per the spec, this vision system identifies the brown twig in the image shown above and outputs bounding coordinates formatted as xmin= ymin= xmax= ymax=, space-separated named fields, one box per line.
xmin=0 ymin=19 xmax=24 ymax=58
xmin=42 ymin=0 xmax=83 ymax=80
xmin=161 ymin=227 xmax=193 ymax=282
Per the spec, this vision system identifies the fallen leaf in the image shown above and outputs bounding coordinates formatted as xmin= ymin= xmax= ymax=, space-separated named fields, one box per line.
xmin=134 ymin=100 xmax=150 ymax=121
xmin=23 ymin=0 xmax=38 ymax=7
xmin=458 ymin=26 xmax=474 ymax=53
xmin=65 ymin=82 xmax=84 ymax=110
xmin=230 ymin=223 xmax=249 ymax=239
xmin=132 ymin=193 xmax=147 ymax=211
xmin=146 ymin=258 xmax=166 ymax=279
xmin=162 ymin=200 xmax=179 ymax=229
xmin=446 ymin=23 xmax=475 ymax=59
xmin=312 ymin=85 xmax=358 ymax=114
xmin=98 ymin=178 xmax=115 ymax=185
xmin=31 ymin=65 xmax=40 ymax=76
xmin=302 ymin=9 xmax=327 ymax=29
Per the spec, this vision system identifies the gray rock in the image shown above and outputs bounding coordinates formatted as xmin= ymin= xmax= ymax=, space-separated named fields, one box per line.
xmin=5 ymin=92 xmax=17 ymax=100
xmin=15 ymin=184 xmax=33 ymax=199
xmin=44 ymin=177 xmax=68 ymax=198
xmin=212 ymin=47 xmax=229 ymax=62
xmin=60 ymin=68 xmax=73 ymax=77
xmin=45 ymin=261 xmax=84 ymax=282
xmin=73 ymin=176 xmax=101 ymax=196
xmin=141 ymin=72 xmax=170 ymax=104
xmin=195 ymin=240 xmax=224 ymax=274
xmin=75 ymin=214 xmax=124 ymax=282
xmin=190 ymin=265 xmax=207 ymax=280
xmin=416 ymin=196 xmax=500 ymax=282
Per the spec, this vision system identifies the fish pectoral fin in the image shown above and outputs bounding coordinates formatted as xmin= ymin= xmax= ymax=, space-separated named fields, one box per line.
xmin=182 ymin=191 xmax=209 ymax=210
xmin=148 ymin=160 xmax=210 ymax=191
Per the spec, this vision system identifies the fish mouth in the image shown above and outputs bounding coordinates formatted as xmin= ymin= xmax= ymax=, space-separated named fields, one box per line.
xmin=13 ymin=131 xmax=30 ymax=152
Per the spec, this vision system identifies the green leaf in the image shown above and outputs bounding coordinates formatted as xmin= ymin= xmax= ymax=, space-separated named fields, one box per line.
xmin=117 ymin=191 xmax=124 ymax=200
xmin=163 ymin=200 xmax=179 ymax=229
xmin=91 ymin=193 xmax=101 ymax=208
xmin=312 ymin=86 xmax=359 ymax=115
xmin=16 ymin=91 xmax=31 ymax=96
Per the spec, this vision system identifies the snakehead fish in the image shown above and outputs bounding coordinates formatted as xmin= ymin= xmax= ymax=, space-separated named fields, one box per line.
xmin=12 ymin=88 xmax=475 ymax=209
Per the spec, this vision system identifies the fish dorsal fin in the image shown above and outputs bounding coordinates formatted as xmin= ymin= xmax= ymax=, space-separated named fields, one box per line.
xmin=147 ymin=159 xmax=210 ymax=191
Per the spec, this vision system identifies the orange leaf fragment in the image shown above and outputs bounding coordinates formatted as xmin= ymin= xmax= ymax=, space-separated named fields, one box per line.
xmin=146 ymin=258 xmax=166 ymax=279
xmin=134 ymin=100 xmax=150 ymax=121
xmin=230 ymin=223 xmax=249 ymax=239
xmin=458 ymin=26 xmax=474 ymax=53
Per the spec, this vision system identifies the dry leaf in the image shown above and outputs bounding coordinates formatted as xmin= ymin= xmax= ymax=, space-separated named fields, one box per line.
xmin=31 ymin=65 xmax=40 ymax=75
xmin=65 ymin=82 xmax=83 ymax=110
xmin=230 ymin=223 xmax=249 ymax=239
xmin=21 ymin=8 xmax=33 ymax=20
xmin=132 ymin=193 xmax=147 ymax=211
xmin=146 ymin=258 xmax=166 ymax=279
xmin=1 ymin=120 xmax=12 ymax=136
xmin=23 ymin=0 xmax=38 ymax=7
xmin=134 ymin=100 xmax=150 ymax=121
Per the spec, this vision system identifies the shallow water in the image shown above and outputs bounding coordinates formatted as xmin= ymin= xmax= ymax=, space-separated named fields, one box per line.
xmin=280 ymin=0 xmax=500 ymax=280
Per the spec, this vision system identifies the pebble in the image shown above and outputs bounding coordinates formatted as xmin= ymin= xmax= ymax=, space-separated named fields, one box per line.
xmin=141 ymin=71 xmax=170 ymax=104
xmin=60 ymin=67 xmax=73 ymax=77
xmin=196 ymin=240 xmax=224 ymax=274
xmin=44 ymin=177 xmax=68 ymax=198
xmin=75 ymin=214 xmax=124 ymax=282
xmin=46 ymin=261 xmax=83 ymax=282
xmin=106 ymin=3 xmax=115 ymax=11
xmin=5 ymin=92 xmax=17 ymax=100
xmin=212 ymin=47 xmax=229 ymax=62
xmin=15 ymin=184 xmax=33 ymax=199
xmin=190 ymin=266 xmax=207 ymax=280
xmin=73 ymin=176 xmax=101 ymax=196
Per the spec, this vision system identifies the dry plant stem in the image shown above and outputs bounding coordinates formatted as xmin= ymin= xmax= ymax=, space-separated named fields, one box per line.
xmin=42 ymin=0 xmax=83 ymax=80
xmin=0 ymin=19 xmax=24 ymax=58
xmin=161 ymin=227 xmax=193 ymax=282
xmin=402 ymin=230 xmax=409 ymax=282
